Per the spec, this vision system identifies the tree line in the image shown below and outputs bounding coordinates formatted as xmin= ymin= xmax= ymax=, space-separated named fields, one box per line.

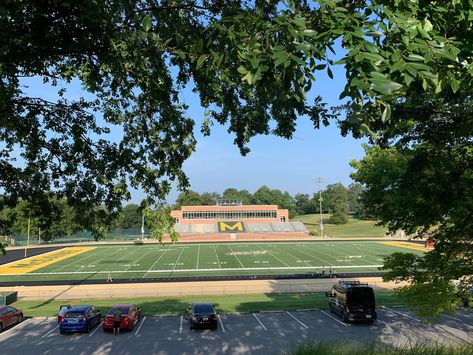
xmin=0 ymin=183 xmax=366 ymax=242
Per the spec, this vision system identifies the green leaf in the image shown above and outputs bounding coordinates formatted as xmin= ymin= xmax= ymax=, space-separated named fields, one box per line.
xmin=370 ymin=78 xmax=404 ymax=95
xmin=407 ymin=54 xmax=425 ymax=62
xmin=196 ymin=54 xmax=209 ymax=70
xmin=381 ymin=104 xmax=391 ymax=123
xmin=237 ymin=66 xmax=248 ymax=75
xmin=303 ymin=29 xmax=317 ymax=37
xmin=141 ymin=16 xmax=152 ymax=32
xmin=450 ymin=78 xmax=460 ymax=93
xmin=327 ymin=67 xmax=333 ymax=79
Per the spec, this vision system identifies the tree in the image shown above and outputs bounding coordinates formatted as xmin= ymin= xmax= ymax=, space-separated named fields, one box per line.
xmin=222 ymin=188 xmax=253 ymax=205
xmin=2 ymin=1 xmax=470 ymax=218
xmin=145 ymin=205 xmax=178 ymax=243
xmin=347 ymin=183 xmax=367 ymax=218
xmin=116 ymin=204 xmax=142 ymax=229
xmin=294 ymin=193 xmax=315 ymax=216
xmin=321 ymin=184 xmax=349 ymax=224
xmin=174 ymin=190 xmax=203 ymax=208
xmin=200 ymin=192 xmax=221 ymax=206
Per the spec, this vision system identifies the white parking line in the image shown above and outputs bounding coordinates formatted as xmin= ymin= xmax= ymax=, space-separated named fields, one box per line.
xmin=41 ymin=324 xmax=59 ymax=338
xmin=385 ymin=308 xmax=421 ymax=323
xmin=0 ymin=318 xmax=31 ymax=338
xmin=320 ymin=310 xmax=349 ymax=327
xmin=217 ymin=314 xmax=226 ymax=333
xmin=286 ymin=311 xmax=309 ymax=329
xmin=179 ymin=315 xmax=183 ymax=334
xmin=376 ymin=319 xmax=387 ymax=326
xmin=89 ymin=321 xmax=103 ymax=337
xmin=134 ymin=316 xmax=146 ymax=336
xmin=253 ymin=313 xmax=267 ymax=331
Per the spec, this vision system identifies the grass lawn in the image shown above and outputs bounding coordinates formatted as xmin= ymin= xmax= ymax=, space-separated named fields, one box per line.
xmin=293 ymin=214 xmax=388 ymax=238
xmin=12 ymin=291 xmax=402 ymax=318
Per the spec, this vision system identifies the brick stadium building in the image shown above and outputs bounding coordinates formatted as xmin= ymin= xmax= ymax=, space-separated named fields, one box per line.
xmin=171 ymin=199 xmax=308 ymax=236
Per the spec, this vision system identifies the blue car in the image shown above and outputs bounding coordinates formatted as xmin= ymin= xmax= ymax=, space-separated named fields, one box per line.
xmin=59 ymin=305 xmax=101 ymax=334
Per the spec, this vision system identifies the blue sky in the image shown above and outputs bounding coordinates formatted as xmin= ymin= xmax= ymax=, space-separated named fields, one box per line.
xmin=20 ymin=53 xmax=367 ymax=205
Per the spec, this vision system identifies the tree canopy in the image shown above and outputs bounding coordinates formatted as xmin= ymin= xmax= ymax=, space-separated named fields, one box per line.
xmin=2 ymin=1 xmax=470 ymax=214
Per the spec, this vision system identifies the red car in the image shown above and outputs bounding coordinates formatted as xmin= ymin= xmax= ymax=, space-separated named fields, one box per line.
xmin=103 ymin=304 xmax=141 ymax=331
xmin=0 ymin=306 xmax=23 ymax=332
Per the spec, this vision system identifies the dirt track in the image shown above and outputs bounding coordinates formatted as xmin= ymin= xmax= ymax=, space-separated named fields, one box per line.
xmin=0 ymin=277 xmax=409 ymax=301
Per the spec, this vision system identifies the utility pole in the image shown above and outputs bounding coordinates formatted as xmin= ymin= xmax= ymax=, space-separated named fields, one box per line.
xmin=315 ymin=177 xmax=327 ymax=237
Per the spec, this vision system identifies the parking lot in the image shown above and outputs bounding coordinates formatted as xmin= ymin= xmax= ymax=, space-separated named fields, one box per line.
xmin=0 ymin=308 xmax=471 ymax=354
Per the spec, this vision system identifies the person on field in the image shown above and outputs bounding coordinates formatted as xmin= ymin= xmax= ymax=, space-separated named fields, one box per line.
xmin=113 ymin=308 xmax=121 ymax=336
xmin=107 ymin=272 xmax=113 ymax=283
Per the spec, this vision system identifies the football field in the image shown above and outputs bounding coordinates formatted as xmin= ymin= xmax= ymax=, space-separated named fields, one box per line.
xmin=0 ymin=241 xmax=427 ymax=283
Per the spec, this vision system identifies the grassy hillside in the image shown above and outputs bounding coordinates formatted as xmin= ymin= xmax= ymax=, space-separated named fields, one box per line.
xmin=293 ymin=214 xmax=388 ymax=238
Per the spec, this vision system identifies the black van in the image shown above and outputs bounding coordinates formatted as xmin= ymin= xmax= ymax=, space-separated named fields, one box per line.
xmin=326 ymin=281 xmax=377 ymax=323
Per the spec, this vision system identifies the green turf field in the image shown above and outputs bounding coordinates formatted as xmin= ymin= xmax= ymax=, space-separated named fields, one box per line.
xmin=0 ymin=241 xmax=424 ymax=283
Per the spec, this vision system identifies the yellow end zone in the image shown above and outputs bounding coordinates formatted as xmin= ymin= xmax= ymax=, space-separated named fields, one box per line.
xmin=381 ymin=241 xmax=429 ymax=252
xmin=0 ymin=247 xmax=96 ymax=274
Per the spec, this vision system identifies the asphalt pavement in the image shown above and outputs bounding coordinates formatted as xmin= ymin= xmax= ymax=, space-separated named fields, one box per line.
xmin=0 ymin=308 xmax=471 ymax=354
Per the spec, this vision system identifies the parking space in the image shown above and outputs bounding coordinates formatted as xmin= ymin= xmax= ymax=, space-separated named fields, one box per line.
xmin=0 ymin=308 xmax=471 ymax=354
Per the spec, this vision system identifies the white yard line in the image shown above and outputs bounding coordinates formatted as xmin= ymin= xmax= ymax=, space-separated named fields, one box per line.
xmin=0 ymin=318 xmax=31 ymax=338
xmin=171 ymin=247 xmax=186 ymax=273
xmin=256 ymin=244 xmax=290 ymax=267
xmin=134 ymin=316 xmax=146 ymax=336
xmin=41 ymin=324 xmax=59 ymax=338
xmin=217 ymin=314 xmax=226 ymax=333
xmin=47 ymin=247 xmax=112 ymax=273
xmin=320 ymin=310 xmax=349 ymax=327
xmin=227 ymin=245 xmax=246 ymax=269
xmin=272 ymin=244 xmax=314 ymax=267
xmin=123 ymin=248 xmax=155 ymax=271
xmin=286 ymin=311 xmax=309 ymax=329
xmin=253 ymin=313 xmax=267 ymax=331
xmin=196 ymin=245 xmax=200 ymax=269
xmin=179 ymin=315 xmax=183 ymax=334
xmin=213 ymin=246 xmax=222 ymax=269
xmin=287 ymin=244 xmax=332 ymax=266
xmin=89 ymin=321 xmax=103 ymax=337
xmin=5 ymin=264 xmax=384 ymax=276
xmin=142 ymin=244 xmax=171 ymax=278
xmin=385 ymin=308 xmax=421 ymax=323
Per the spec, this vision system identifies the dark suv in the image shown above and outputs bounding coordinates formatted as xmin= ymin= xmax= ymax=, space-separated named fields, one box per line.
xmin=186 ymin=303 xmax=218 ymax=330
xmin=326 ymin=281 xmax=377 ymax=323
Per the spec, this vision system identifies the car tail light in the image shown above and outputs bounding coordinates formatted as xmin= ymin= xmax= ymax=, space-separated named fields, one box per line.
xmin=83 ymin=314 xmax=87 ymax=321
xmin=60 ymin=318 xmax=65 ymax=323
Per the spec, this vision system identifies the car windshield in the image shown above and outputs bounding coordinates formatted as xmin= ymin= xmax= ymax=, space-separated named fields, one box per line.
xmin=194 ymin=304 xmax=214 ymax=314
xmin=348 ymin=288 xmax=375 ymax=306
xmin=108 ymin=307 xmax=129 ymax=316
xmin=65 ymin=311 xmax=84 ymax=318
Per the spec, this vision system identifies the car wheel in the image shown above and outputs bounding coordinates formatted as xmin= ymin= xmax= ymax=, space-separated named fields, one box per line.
xmin=17 ymin=314 xmax=23 ymax=324
xmin=342 ymin=312 xmax=349 ymax=323
xmin=0 ymin=323 xmax=3 ymax=333
xmin=329 ymin=305 xmax=334 ymax=313
xmin=189 ymin=324 xmax=193 ymax=330
xmin=85 ymin=323 xmax=91 ymax=333
xmin=60 ymin=329 xmax=65 ymax=335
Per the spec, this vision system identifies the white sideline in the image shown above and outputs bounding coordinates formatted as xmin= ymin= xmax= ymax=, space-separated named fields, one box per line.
xmin=5 ymin=264 xmax=383 ymax=276
xmin=88 ymin=321 xmax=103 ymax=337
xmin=41 ymin=324 xmax=59 ymax=338
xmin=217 ymin=314 xmax=226 ymax=333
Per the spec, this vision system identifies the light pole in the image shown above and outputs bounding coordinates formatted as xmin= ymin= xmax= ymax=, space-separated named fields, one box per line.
xmin=315 ymin=177 xmax=326 ymax=237
xmin=141 ymin=212 xmax=145 ymax=240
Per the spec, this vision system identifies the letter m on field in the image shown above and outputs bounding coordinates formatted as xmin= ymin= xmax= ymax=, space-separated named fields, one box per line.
xmin=218 ymin=221 xmax=245 ymax=233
